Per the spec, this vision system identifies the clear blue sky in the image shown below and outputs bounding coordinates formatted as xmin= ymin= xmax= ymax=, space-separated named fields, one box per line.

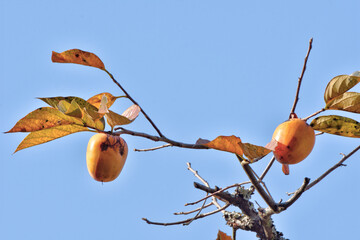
xmin=1 ymin=1 xmax=359 ymax=239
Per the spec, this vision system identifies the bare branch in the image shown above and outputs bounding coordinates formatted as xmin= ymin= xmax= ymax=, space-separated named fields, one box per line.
xmin=185 ymin=182 xmax=250 ymax=206
xmin=186 ymin=162 xmax=209 ymax=186
xmin=142 ymin=203 xmax=230 ymax=226
xmin=134 ymin=144 xmax=172 ymax=152
xmin=305 ymin=144 xmax=360 ymax=191
xmin=259 ymin=156 xmax=275 ymax=180
xmin=239 ymin=157 xmax=278 ymax=212
xmin=290 ymin=38 xmax=313 ymax=116
xmin=279 ymin=178 xmax=310 ymax=210
xmin=104 ymin=69 xmax=165 ymax=137
xmin=174 ymin=202 xmax=213 ymax=215
xmin=186 ymin=162 xmax=224 ymax=210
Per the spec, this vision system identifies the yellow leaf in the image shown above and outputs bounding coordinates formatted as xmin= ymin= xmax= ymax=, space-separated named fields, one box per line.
xmin=239 ymin=142 xmax=271 ymax=162
xmin=216 ymin=230 xmax=232 ymax=240
xmin=14 ymin=124 xmax=89 ymax=153
xmin=325 ymin=92 xmax=360 ymax=113
xmin=58 ymin=99 xmax=83 ymax=118
xmin=105 ymin=110 xmax=132 ymax=128
xmin=324 ymin=74 xmax=360 ymax=103
xmin=52 ymin=49 xmax=105 ymax=70
xmin=310 ymin=115 xmax=360 ymax=138
xmin=104 ymin=105 xmax=140 ymax=128
xmin=196 ymin=135 xmax=244 ymax=156
xmin=6 ymin=107 xmax=83 ymax=133
xmin=81 ymin=108 xmax=105 ymax=130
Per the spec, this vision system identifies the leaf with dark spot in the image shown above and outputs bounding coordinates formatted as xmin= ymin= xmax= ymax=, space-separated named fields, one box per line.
xmin=52 ymin=49 xmax=105 ymax=70
xmin=310 ymin=115 xmax=360 ymax=138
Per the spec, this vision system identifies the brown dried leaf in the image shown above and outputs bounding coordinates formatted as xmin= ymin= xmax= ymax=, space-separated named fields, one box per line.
xmin=216 ymin=230 xmax=232 ymax=240
xmin=52 ymin=49 xmax=105 ymax=70
xmin=87 ymin=92 xmax=125 ymax=109
xmin=196 ymin=135 xmax=244 ymax=156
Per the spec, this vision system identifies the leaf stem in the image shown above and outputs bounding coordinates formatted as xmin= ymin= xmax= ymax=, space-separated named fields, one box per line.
xmin=302 ymin=108 xmax=325 ymax=121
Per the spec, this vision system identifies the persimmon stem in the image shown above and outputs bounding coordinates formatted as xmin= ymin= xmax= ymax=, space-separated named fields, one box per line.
xmin=290 ymin=38 xmax=313 ymax=117
xmin=104 ymin=69 xmax=165 ymax=138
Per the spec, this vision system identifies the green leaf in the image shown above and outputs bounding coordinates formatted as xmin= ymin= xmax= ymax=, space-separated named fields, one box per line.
xmin=310 ymin=115 xmax=360 ymax=138
xmin=324 ymin=74 xmax=360 ymax=103
xmin=14 ymin=124 xmax=89 ymax=153
xmin=325 ymin=92 xmax=360 ymax=113
xmin=6 ymin=107 xmax=83 ymax=133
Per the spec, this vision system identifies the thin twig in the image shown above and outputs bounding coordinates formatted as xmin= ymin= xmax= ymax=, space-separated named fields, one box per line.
xmin=185 ymin=182 xmax=250 ymax=206
xmin=134 ymin=144 xmax=172 ymax=152
xmin=174 ymin=202 xmax=213 ymax=215
xmin=265 ymin=178 xmax=310 ymax=217
xmin=259 ymin=156 xmax=275 ymax=180
xmin=186 ymin=162 xmax=224 ymax=210
xmin=305 ymin=144 xmax=360 ymax=191
xmin=302 ymin=108 xmax=326 ymax=121
xmin=183 ymin=193 xmax=209 ymax=226
xmin=142 ymin=203 xmax=230 ymax=226
xmin=187 ymin=162 xmax=209 ymax=186
xmin=290 ymin=38 xmax=313 ymax=116
xmin=104 ymin=69 xmax=165 ymax=137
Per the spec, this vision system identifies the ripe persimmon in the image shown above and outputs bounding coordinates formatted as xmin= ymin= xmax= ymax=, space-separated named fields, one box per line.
xmin=86 ymin=133 xmax=128 ymax=182
xmin=269 ymin=117 xmax=315 ymax=175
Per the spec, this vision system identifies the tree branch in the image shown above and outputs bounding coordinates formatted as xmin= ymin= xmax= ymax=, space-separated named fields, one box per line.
xmin=104 ymin=69 xmax=165 ymax=137
xmin=142 ymin=203 xmax=230 ymax=226
xmin=305 ymin=144 xmax=360 ymax=191
xmin=134 ymin=144 xmax=172 ymax=152
xmin=115 ymin=127 xmax=208 ymax=150
xmin=290 ymin=38 xmax=313 ymax=116
xmin=238 ymin=156 xmax=278 ymax=212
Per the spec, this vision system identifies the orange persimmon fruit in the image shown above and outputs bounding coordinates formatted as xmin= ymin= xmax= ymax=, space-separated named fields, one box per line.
xmin=86 ymin=133 xmax=128 ymax=182
xmin=269 ymin=116 xmax=315 ymax=175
